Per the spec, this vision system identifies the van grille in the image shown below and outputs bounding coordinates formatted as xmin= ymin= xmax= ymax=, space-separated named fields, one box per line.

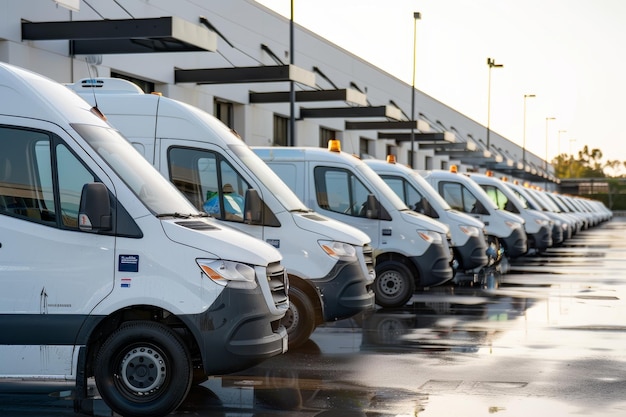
xmin=363 ymin=243 xmax=375 ymax=276
xmin=266 ymin=261 xmax=289 ymax=308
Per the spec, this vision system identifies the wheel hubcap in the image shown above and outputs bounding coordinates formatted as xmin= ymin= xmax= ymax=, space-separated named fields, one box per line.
xmin=120 ymin=346 xmax=166 ymax=395
xmin=379 ymin=272 xmax=403 ymax=296
xmin=283 ymin=304 xmax=300 ymax=333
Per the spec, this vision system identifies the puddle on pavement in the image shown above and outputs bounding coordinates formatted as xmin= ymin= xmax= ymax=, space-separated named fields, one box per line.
xmin=177 ymin=373 xmax=425 ymax=416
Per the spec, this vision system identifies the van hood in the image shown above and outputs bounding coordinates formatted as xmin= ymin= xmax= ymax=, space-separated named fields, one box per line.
xmin=401 ymin=210 xmax=449 ymax=234
xmin=498 ymin=209 xmax=525 ymax=225
xmin=446 ymin=209 xmax=485 ymax=228
xmin=160 ymin=218 xmax=282 ymax=266
xmin=292 ymin=211 xmax=370 ymax=246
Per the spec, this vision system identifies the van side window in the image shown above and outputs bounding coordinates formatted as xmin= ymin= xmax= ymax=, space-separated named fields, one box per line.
xmin=440 ymin=181 xmax=487 ymax=215
xmin=0 ymin=126 xmax=96 ymax=228
xmin=168 ymin=147 xmax=250 ymax=222
xmin=380 ymin=175 xmax=438 ymax=218
xmin=314 ymin=166 xmax=370 ymax=217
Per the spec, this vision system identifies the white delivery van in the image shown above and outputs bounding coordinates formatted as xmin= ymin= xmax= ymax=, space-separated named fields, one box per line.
xmin=468 ymin=172 xmax=553 ymax=254
xmin=254 ymin=141 xmax=454 ymax=308
xmin=504 ymin=181 xmax=568 ymax=245
xmin=0 ymin=63 xmax=288 ymax=417
xmin=363 ymin=158 xmax=490 ymax=278
xmin=68 ymin=78 xmax=374 ymax=348
xmin=421 ymin=167 xmax=527 ymax=272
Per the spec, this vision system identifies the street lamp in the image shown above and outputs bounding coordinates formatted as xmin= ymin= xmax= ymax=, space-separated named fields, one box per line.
xmin=409 ymin=11 xmax=421 ymax=168
xmin=557 ymin=129 xmax=567 ymax=157
xmin=486 ymin=57 xmax=503 ymax=149
xmin=522 ymin=94 xmax=536 ymax=166
xmin=545 ymin=116 xmax=556 ymax=171
xmin=569 ymin=138 xmax=577 ymax=177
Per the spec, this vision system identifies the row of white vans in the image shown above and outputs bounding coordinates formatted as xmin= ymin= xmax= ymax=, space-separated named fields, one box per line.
xmin=0 ymin=63 xmax=611 ymax=417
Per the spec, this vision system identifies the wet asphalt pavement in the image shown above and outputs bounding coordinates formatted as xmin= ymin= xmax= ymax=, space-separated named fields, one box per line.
xmin=2 ymin=217 xmax=625 ymax=416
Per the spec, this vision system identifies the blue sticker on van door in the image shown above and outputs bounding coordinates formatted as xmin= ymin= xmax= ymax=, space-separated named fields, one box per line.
xmin=119 ymin=255 xmax=139 ymax=272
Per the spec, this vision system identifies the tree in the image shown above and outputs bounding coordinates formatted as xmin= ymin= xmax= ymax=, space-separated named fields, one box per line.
xmin=551 ymin=145 xmax=626 ymax=178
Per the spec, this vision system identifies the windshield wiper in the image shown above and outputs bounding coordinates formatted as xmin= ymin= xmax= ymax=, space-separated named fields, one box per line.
xmin=156 ymin=212 xmax=193 ymax=219
xmin=291 ymin=208 xmax=313 ymax=213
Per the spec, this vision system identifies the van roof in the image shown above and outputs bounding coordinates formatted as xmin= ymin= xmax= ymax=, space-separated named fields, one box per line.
xmin=68 ymin=78 xmax=243 ymax=145
xmin=0 ymin=63 xmax=108 ymax=127
xmin=253 ymin=146 xmax=364 ymax=165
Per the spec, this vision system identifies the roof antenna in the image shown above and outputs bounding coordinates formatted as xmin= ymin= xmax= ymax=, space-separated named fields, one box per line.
xmin=84 ymin=56 xmax=107 ymax=121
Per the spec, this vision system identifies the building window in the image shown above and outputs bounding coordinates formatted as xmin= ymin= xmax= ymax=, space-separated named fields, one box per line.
xmin=359 ymin=137 xmax=371 ymax=158
xmin=214 ymin=99 xmax=234 ymax=128
xmin=319 ymin=127 xmax=336 ymax=148
xmin=273 ymin=114 xmax=289 ymax=146
xmin=425 ymin=156 xmax=433 ymax=170
xmin=111 ymin=72 xmax=154 ymax=93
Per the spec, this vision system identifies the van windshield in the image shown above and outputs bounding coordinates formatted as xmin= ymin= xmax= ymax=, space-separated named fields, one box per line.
xmin=355 ymin=162 xmax=408 ymax=211
xmin=408 ymin=170 xmax=452 ymax=210
xmin=229 ymin=143 xmax=309 ymax=212
xmin=74 ymin=124 xmax=200 ymax=216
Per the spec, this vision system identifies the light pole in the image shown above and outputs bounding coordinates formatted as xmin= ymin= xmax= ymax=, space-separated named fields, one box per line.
xmin=289 ymin=0 xmax=295 ymax=146
xmin=486 ymin=57 xmax=503 ymax=150
xmin=569 ymin=138 xmax=576 ymax=177
xmin=522 ymin=93 xmax=535 ymax=166
xmin=545 ymin=116 xmax=556 ymax=171
xmin=557 ymin=129 xmax=567 ymax=157
xmin=409 ymin=11 xmax=421 ymax=168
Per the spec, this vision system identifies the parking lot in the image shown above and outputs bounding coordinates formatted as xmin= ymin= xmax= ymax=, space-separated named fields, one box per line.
xmin=2 ymin=216 xmax=625 ymax=416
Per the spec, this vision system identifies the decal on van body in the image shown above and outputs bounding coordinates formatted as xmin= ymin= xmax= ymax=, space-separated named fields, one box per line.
xmin=119 ymin=255 xmax=139 ymax=272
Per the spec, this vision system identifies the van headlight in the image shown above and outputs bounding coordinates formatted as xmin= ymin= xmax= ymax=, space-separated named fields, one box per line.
xmin=458 ymin=225 xmax=480 ymax=237
xmin=417 ymin=230 xmax=443 ymax=244
xmin=196 ymin=259 xmax=257 ymax=289
xmin=504 ymin=221 xmax=522 ymax=230
xmin=534 ymin=218 xmax=550 ymax=227
xmin=319 ymin=240 xmax=357 ymax=261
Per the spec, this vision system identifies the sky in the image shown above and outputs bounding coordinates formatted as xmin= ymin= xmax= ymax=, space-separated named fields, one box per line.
xmin=255 ymin=0 xmax=626 ymax=170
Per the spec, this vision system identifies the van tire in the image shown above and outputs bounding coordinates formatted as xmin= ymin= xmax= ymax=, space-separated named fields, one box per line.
xmin=374 ymin=261 xmax=415 ymax=308
xmin=94 ymin=321 xmax=193 ymax=417
xmin=281 ymin=286 xmax=316 ymax=349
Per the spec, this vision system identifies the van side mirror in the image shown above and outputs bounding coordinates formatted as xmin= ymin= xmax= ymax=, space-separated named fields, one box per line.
xmin=244 ymin=188 xmax=263 ymax=225
xmin=365 ymin=194 xmax=378 ymax=219
xmin=78 ymin=182 xmax=112 ymax=232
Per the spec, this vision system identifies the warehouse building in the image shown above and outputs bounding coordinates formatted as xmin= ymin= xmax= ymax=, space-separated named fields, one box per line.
xmin=1 ymin=0 xmax=556 ymax=186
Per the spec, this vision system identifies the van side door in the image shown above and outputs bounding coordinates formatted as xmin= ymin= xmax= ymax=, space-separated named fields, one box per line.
xmin=311 ymin=165 xmax=380 ymax=248
xmin=0 ymin=122 xmax=115 ymax=377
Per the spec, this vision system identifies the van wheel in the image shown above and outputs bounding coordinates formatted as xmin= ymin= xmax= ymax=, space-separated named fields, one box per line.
xmin=281 ymin=286 xmax=316 ymax=349
xmin=94 ymin=321 xmax=193 ymax=417
xmin=374 ymin=261 xmax=415 ymax=308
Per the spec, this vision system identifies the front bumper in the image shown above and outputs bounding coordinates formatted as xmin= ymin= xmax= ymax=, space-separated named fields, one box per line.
xmin=501 ymin=227 xmax=528 ymax=258
xmin=409 ymin=243 xmax=454 ymax=287
xmin=528 ymin=225 xmax=552 ymax=251
xmin=454 ymin=234 xmax=489 ymax=271
xmin=314 ymin=258 xmax=375 ymax=322
xmin=181 ymin=285 xmax=288 ymax=376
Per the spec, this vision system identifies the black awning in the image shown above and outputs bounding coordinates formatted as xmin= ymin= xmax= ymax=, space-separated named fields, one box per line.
xmin=22 ymin=17 xmax=216 ymax=54
xmin=377 ymin=132 xmax=455 ymax=143
xmin=175 ymin=64 xmax=316 ymax=87
xmin=300 ymin=105 xmax=402 ymax=120
xmin=345 ymin=120 xmax=430 ymax=130
xmin=249 ymin=88 xmax=367 ymax=106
